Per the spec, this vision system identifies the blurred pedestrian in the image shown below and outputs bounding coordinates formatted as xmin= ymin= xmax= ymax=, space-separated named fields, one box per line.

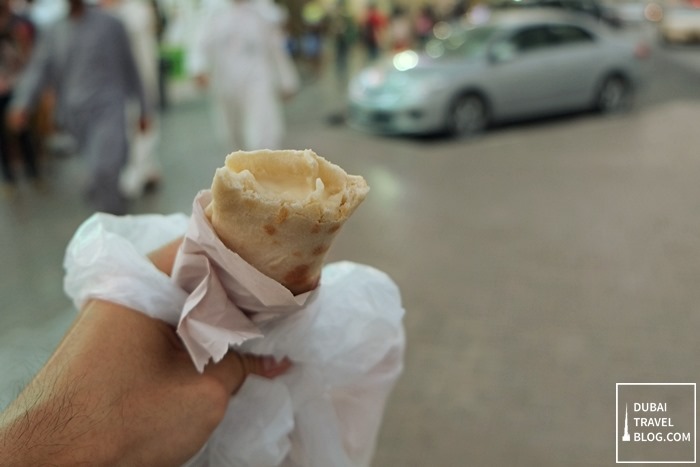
xmin=449 ymin=0 xmax=470 ymax=22
xmin=388 ymin=5 xmax=412 ymax=52
xmin=414 ymin=4 xmax=436 ymax=46
xmin=8 ymin=0 xmax=37 ymax=21
xmin=149 ymin=0 xmax=170 ymax=111
xmin=102 ymin=0 xmax=163 ymax=199
xmin=7 ymin=0 xmax=150 ymax=215
xmin=189 ymin=0 xmax=299 ymax=151
xmin=360 ymin=2 xmax=387 ymax=62
xmin=468 ymin=1 xmax=492 ymax=25
xmin=327 ymin=0 xmax=355 ymax=84
xmin=0 ymin=0 xmax=40 ymax=198
xmin=12 ymin=0 xmax=65 ymax=164
xmin=17 ymin=0 xmax=67 ymax=28
xmin=300 ymin=0 xmax=326 ymax=79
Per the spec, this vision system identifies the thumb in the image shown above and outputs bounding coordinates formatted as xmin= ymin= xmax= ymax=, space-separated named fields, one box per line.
xmin=204 ymin=351 xmax=293 ymax=395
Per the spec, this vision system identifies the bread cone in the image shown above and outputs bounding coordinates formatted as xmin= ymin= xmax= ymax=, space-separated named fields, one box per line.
xmin=205 ymin=149 xmax=369 ymax=295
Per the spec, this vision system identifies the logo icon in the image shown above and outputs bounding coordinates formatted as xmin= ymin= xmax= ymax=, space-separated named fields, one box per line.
xmin=616 ymin=383 xmax=696 ymax=463
xmin=622 ymin=404 xmax=631 ymax=442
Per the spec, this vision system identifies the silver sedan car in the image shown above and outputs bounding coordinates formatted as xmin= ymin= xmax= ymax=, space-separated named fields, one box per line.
xmin=347 ymin=10 xmax=650 ymax=136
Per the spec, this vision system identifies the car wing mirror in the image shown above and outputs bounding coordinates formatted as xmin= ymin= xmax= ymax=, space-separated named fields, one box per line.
xmin=489 ymin=42 xmax=517 ymax=64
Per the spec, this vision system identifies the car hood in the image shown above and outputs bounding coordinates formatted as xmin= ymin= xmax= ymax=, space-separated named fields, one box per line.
xmin=360 ymin=51 xmax=483 ymax=87
xmin=349 ymin=49 xmax=487 ymax=105
xmin=387 ymin=50 xmax=482 ymax=74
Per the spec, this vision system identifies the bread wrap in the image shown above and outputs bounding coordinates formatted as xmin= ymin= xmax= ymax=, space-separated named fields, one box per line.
xmin=205 ymin=149 xmax=369 ymax=295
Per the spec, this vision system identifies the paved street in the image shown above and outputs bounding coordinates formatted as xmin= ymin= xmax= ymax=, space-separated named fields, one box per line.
xmin=2 ymin=29 xmax=700 ymax=465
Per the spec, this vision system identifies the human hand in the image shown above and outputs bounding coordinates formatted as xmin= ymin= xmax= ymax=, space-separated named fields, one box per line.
xmin=0 ymin=240 xmax=292 ymax=466
xmin=6 ymin=108 xmax=29 ymax=132
xmin=139 ymin=115 xmax=151 ymax=133
xmin=195 ymin=73 xmax=209 ymax=89
xmin=280 ymin=88 xmax=297 ymax=102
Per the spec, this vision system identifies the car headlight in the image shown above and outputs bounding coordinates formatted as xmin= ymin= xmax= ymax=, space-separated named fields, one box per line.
xmin=393 ymin=50 xmax=419 ymax=71
xmin=349 ymin=68 xmax=387 ymax=101
xmin=349 ymin=69 xmax=448 ymax=106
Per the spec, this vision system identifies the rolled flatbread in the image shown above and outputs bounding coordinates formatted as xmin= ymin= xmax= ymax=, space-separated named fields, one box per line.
xmin=205 ymin=149 xmax=370 ymax=295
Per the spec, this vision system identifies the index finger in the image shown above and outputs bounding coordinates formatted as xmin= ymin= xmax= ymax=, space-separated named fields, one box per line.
xmin=205 ymin=352 xmax=293 ymax=395
xmin=148 ymin=237 xmax=183 ymax=276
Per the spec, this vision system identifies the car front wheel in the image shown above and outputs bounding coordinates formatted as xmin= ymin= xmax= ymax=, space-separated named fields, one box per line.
xmin=447 ymin=93 xmax=488 ymax=137
xmin=595 ymin=75 xmax=631 ymax=113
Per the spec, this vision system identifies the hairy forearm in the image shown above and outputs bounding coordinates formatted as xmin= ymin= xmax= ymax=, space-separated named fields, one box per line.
xmin=0 ymin=299 xmax=201 ymax=467
xmin=0 ymin=372 xmax=112 ymax=466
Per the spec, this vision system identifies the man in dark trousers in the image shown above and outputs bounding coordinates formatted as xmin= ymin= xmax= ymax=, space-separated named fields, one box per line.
xmin=8 ymin=0 xmax=150 ymax=214
xmin=0 ymin=0 xmax=39 ymax=198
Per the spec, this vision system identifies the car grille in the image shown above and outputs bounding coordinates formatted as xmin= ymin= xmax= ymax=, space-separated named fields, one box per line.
xmin=371 ymin=111 xmax=393 ymax=123
xmin=350 ymin=105 xmax=394 ymax=125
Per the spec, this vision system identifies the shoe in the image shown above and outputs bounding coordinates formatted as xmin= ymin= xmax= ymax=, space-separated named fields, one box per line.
xmin=143 ymin=176 xmax=161 ymax=194
xmin=2 ymin=183 xmax=17 ymax=200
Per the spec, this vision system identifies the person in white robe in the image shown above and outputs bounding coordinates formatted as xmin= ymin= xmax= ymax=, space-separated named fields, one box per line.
xmin=102 ymin=0 xmax=162 ymax=198
xmin=188 ymin=0 xmax=298 ymax=151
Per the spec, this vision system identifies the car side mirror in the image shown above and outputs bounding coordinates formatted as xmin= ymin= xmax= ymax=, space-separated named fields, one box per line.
xmin=489 ymin=42 xmax=517 ymax=64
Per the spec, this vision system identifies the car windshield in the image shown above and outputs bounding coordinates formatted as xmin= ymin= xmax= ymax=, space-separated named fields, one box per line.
xmin=425 ymin=26 xmax=500 ymax=59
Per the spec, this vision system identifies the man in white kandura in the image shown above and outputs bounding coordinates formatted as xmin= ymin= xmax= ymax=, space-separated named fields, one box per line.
xmin=188 ymin=0 xmax=299 ymax=151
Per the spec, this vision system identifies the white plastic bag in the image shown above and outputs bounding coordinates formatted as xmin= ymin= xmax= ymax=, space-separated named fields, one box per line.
xmin=63 ymin=209 xmax=405 ymax=467
xmin=63 ymin=212 xmax=189 ymax=325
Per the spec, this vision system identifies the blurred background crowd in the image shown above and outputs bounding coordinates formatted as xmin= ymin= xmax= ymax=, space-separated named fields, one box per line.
xmin=2 ymin=0 xmax=699 ymax=215
xmin=3 ymin=0 xmax=700 ymax=465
